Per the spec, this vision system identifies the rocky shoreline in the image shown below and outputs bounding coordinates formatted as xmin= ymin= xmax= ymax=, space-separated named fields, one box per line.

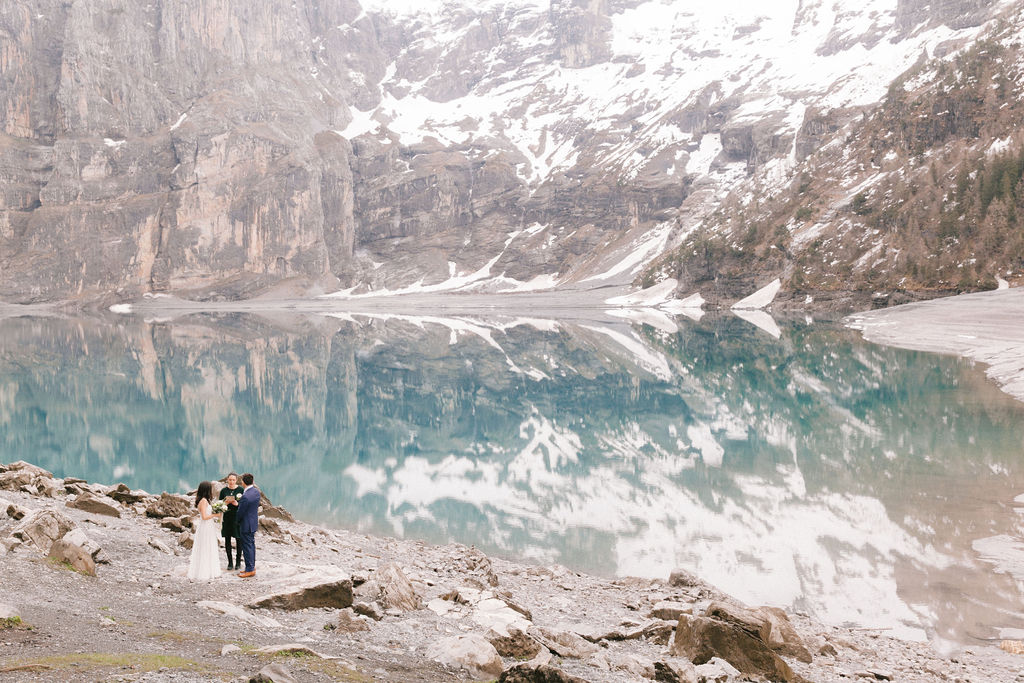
xmin=2 ymin=460 xmax=1023 ymax=683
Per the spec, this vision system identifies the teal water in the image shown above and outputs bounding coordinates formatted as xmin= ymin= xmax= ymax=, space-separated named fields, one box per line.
xmin=3 ymin=311 xmax=1024 ymax=646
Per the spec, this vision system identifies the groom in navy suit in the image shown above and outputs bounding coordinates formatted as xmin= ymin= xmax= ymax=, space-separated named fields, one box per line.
xmin=236 ymin=473 xmax=260 ymax=578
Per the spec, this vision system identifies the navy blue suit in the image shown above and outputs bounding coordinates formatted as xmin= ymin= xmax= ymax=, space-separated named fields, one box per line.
xmin=236 ymin=486 xmax=260 ymax=572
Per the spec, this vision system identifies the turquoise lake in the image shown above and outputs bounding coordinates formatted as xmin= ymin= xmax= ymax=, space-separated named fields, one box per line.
xmin=4 ymin=310 xmax=1024 ymax=647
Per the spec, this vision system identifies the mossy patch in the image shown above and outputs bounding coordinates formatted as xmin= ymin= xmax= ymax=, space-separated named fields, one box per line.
xmin=0 ymin=652 xmax=217 ymax=677
xmin=1 ymin=616 xmax=23 ymax=629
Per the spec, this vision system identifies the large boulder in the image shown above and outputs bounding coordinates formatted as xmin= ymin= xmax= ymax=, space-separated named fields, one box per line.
xmin=531 ymin=627 xmax=600 ymax=659
xmin=0 ymin=470 xmax=34 ymax=491
xmin=489 ymin=627 xmax=543 ymax=659
xmin=670 ymin=613 xmax=795 ymax=682
xmin=705 ymin=601 xmax=771 ymax=641
xmin=10 ymin=509 xmax=75 ymax=551
xmin=758 ymin=606 xmax=813 ymax=663
xmin=653 ymin=659 xmax=698 ymax=683
xmin=359 ymin=562 xmax=422 ymax=612
xmin=145 ymin=493 xmax=193 ymax=519
xmin=334 ymin=608 xmax=371 ymax=634
xmin=250 ymin=573 xmax=353 ymax=611
xmin=48 ymin=537 xmax=96 ymax=576
xmin=428 ymin=634 xmax=503 ymax=678
xmin=61 ymin=528 xmax=105 ymax=563
xmin=650 ymin=601 xmax=692 ymax=622
xmin=66 ymin=491 xmax=122 ymax=517
xmin=498 ymin=663 xmax=590 ymax=683
xmin=250 ymin=662 xmax=296 ymax=683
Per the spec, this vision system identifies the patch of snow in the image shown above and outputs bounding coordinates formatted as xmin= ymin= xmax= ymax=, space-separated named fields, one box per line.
xmin=732 ymin=278 xmax=781 ymax=310
xmin=605 ymin=278 xmax=678 ymax=307
xmin=169 ymin=113 xmax=187 ymax=131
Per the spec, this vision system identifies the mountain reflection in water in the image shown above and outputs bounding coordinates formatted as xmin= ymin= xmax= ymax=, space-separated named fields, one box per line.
xmin=2 ymin=311 xmax=1024 ymax=647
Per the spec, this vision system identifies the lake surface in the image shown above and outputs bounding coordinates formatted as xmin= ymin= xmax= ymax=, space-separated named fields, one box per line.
xmin=4 ymin=310 xmax=1024 ymax=648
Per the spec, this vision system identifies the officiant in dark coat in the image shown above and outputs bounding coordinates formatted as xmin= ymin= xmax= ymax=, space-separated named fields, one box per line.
xmin=219 ymin=472 xmax=245 ymax=570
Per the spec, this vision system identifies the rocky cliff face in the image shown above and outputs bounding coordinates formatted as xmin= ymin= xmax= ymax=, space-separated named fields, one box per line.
xmin=0 ymin=0 xmax=1014 ymax=304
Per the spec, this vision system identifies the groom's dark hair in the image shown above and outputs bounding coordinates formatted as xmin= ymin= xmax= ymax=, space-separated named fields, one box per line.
xmin=241 ymin=473 xmax=254 ymax=486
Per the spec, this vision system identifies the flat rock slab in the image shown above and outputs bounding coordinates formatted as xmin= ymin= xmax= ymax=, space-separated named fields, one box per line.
xmin=249 ymin=573 xmax=353 ymax=610
xmin=66 ymin=491 xmax=122 ymax=517
xmin=428 ymin=634 xmax=503 ymax=678
xmin=198 ymin=600 xmax=281 ymax=628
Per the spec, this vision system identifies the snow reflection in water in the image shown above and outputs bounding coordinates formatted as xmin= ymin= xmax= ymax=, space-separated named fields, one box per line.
xmin=4 ymin=311 xmax=1024 ymax=647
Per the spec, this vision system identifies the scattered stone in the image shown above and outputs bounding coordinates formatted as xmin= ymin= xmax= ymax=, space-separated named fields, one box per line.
xmin=199 ymin=601 xmax=281 ymax=628
xmin=34 ymin=477 xmax=63 ymax=498
xmin=758 ymin=606 xmax=812 ymax=663
xmin=498 ymin=663 xmax=590 ymax=683
xmin=372 ymin=562 xmax=422 ymax=612
xmin=488 ymin=627 xmax=543 ymax=659
xmin=472 ymin=596 xmax=531 ymax=636
xmin=161 ymin=518 xmax=186 ymax=532
xmin=818 ymin=642 xmax=838 ymax=657
xmin=694 ymin=657 xmax=741 ymax=683
xmin=2 ymin=497 xmax=28 ymax=520
xmin=11 ymin=509 xmax=75 ymax=551
xmin=107 ymin=483 xmax=147 ymax=505
xmin=428 ymin=634 xmax=503 ymax=678
xmin=66 ymin=491 xmax=122 ymax=517
xmin=461 ymin=546 xmax=500 ymax=586
xmin=650 ymin=601 xmax=692 ymax=622
xmin=221 ymin=644 xmax=242 ymax=655
xmin=177 ymin=531 xmax=193 ymax=549
xmin=671 ymin=613 xmax=795 ymax=682
xmin=855 ymin=670 xmax=893 ymax=680
xmin=250 ymin=662 xmax=296 ymax=683
xmin=259 ymin=517 xmax=284 ymax=538
xmin=654 ymin=658 xmax=698 ymax=683
xmin=145 ymin=492 xmax=192 ymax=519
xmin=494 ymin=588 xmax=533 ymax=620
xmin=48 ymin=537 xmax=97 ymax=576
xmin=3 ymin=461 xmax=52 ymax=478
xmin=531 ymin=627 xmax=600 ymax=659
xmin=1001 ymin=639 xmax=1024 ymax=655
xmin=668 ymin=568 xmax=703 ymax=588
xmin=334 ymin=608 xmax=371 ymax=633
xmin=353 ymin=601 xmax=383 ymax=621
xmin=250 ymin=573 xmax=353 ymax=611
xmin=605 ymin=652 xmax=655 ymax=678
xmin=148 ymin=537 xmax=174 ymax=554
xmin=260 ymin=502 xmax=295 ymax=522
xmin=628 ymin=620 xmax=675 ymax=645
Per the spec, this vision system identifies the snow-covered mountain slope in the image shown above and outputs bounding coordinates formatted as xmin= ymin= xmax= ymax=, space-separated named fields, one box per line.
xmin=0 ymin=0 xmax=1016 ymax=304
xmin=336 ymin=0 xmax=1018 ymax=298
xmin=643 ymin=1 xmax=1024 ymax=310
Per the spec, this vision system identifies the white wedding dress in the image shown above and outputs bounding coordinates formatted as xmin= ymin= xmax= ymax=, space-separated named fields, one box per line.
xmin=187 ymin=499 xmax=220 ymax=581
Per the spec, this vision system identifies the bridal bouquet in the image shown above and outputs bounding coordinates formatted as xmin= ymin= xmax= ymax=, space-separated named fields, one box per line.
xmin=211 ymin=500 xmax=227 ymax=513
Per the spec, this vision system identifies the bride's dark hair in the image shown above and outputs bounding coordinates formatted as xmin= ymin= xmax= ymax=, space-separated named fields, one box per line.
xmin=195 ymin=481 xmax=213 ymax=507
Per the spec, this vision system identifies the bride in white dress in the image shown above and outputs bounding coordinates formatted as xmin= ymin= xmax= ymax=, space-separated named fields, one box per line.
xmin=187 ymin=481 xmax=222 ymax=581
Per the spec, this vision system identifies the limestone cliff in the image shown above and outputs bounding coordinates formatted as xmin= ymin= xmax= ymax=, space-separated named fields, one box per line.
xmin=0 ymin=0 xmax=1014 ymax=304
